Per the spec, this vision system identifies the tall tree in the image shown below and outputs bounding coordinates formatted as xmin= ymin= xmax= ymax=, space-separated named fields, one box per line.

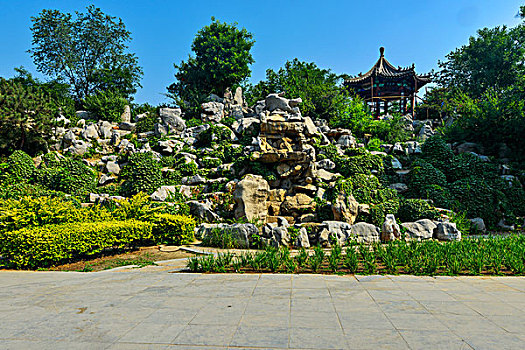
xmin=29 ymin=5 xmax=143 ymax=101
xmin=167 ymin=18 xmax=255 ymax=114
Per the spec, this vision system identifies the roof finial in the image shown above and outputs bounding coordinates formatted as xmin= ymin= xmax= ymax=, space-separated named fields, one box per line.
xmin=379 ymin=47 xmax=385 ymax=57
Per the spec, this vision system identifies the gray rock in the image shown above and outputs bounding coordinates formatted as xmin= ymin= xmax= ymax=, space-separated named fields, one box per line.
xmin=98 ymin=121 xmax=113 ymax=139
xmin=154 ymin=123 xmax=168 ymax=137
xmin=121 ymin=105 xmax=131 ymax=123
xmin=82 ymin=123 xmax=99 ymax=140
xmin=65 ymin=140 xmax=91 ymax=155
xmin=349 ymin=222 xmax=381 ymax=243
xmin=381 ymin=214 xmax=401 ymax=242
xmin=76 ymin=111 xmax=92 ymax=120
xmin=197 ymin=223 xmax=257 ymax=248
xmin=338 ymin=135 xmax=356 ymax=148
xmin=405 ymin=141 xmax=421 ymax=154
xmin=98 ymin=174 xmax=114 ymax=186
xmin=201 ymin=102 xmax=224 ymax=123
xmin=401 ymin=219 xmax=437 ymax=240
xmin=119 ymin=122 xmax=136 ymax=132
xmin=391 ymin=157 xmax=403 ymax=169
xmin=233 ymin=174 xmax=269 ymax=222
xmin=318 ymin=221 xmax=353 ymax=246
xmin=62 ymin=130 xmax=76 ymax=148
xmin=332 ymin=193 xmax=358 ymax=224
xmin=418 ymin=124 xmax=435 ymax=141
xmin=316 ymin=159 xmax=336 ymax=171
xmin=234 ymin=86 xmax=243 ymax=105
xmin=434 ymin=222 xmax=461 ymax=241
xmin=470 ymin=218 xmax=486 ymax=232
xmin=265 ymin=93 xmax=302 ymax=114
xmin=188 ymin=201 xmax=220 ymax=222
xmin=182 ymin=174 xmax=206 ymax=185
xmin=159 ymin=108 xmax=185 ymax=133
xmin=388 ymin=183 xmax=408 ymax=193
xmin=150 ymin=186 xmax=178 ymax=202
xmin=105 ymin=161 xmax=120 ymax=175
xmin=296 ymin=227 xmax=310 ymax=248
xmin=232 ymin=117 xmax=260 ymax=135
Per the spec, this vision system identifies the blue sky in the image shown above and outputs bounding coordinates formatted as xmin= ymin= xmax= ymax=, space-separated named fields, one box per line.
xmin=0 ymin=0 xmax=523 ymax=105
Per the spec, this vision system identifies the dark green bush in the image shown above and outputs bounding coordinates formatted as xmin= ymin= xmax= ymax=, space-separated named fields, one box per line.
xmin=421 ymin=136 xmax=454 ymax=171
xmin=408 ymin=159 xmax=447 ymax=196
xmin=83 ymin=90 xmax=128 ymax=122
xmin=120 ymin=152 xmax=163 ymax=196
xmin=2 ymin=150 xmax=35 ymax=182
xmin=57 ymin=159 xmax=96 ymax=196
xmin=397 ymin=199 xmax=439 ymax=223
xmin=447 ymin=153 xmax=496 ymax=182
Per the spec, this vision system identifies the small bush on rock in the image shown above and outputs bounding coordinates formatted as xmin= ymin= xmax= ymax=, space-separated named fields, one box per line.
xmin=421 ymin=136 xmax=454 ymax=171
xmin=2 ymin=150 xmax=35 ymax=183
xmin=83 ymin=90 xmax=128 ymax=122
xmin=397 ymin=199 xmax=439 ymax=223
xmin=120 ymin=152 xmax=163 ymax=196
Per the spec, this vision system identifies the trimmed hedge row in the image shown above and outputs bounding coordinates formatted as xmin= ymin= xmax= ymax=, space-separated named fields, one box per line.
xmin=0 ymin=220 xmax=153 ymax=269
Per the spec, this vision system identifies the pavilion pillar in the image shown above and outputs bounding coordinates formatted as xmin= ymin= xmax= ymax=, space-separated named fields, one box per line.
xmin=384 ymin=100 xmax=389 ymax=115
xmin=375 ymin=99 xmax=380 ymax=117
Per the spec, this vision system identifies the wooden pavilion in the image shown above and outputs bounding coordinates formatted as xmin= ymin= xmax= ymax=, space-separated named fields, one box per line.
xmin=344 ymin=47 xmax=431 ymax=117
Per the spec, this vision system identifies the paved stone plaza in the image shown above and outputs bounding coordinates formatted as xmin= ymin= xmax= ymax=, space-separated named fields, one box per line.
xmin=1 ymin=268 xmax=525 ymax=349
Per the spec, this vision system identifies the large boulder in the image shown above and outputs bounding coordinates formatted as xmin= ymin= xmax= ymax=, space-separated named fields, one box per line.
xmin=121 ymin=105 xmax=131 ymax=123
xmin=350 ymin=222 xmax=381 ymax=243
xmin=332 ymin=193 xmax=358 ymax=224
xmin=151 ymin=185 xmax=178 ymax=202
xmin=159 ymin=108 xmax=186 ymax=133
xmin=434 ymin=222 xmax=461 ymax=241
xmin=188 ymin=201 xmax=220 ymax=222
xmin=265 ymin=93 xmax=302 ymax=114
xmin=201 ymin=102 xmax=224 ymax=123
xmin=401 ymin=219 xmax=437 ymax=240
xmin=233 ymin=174 xmax=269 ymax=222
xmin=381 ymin=214 xmax=401 ymax=242
xmin=317 ymin=221 xmax=353 ymax=246
xmin=197 ymin=223 xmax=257 ymax=248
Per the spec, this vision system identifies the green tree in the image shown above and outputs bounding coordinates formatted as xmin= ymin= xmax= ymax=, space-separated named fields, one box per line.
xmin=247 ymin=59 xmax=346 ymax=121
xmin=167 ymin=18 xmax=255 ymax=115
xmin=29 ymin=5 xmax=143 ymax=101
xmin=436 ymin=24 xmax=525 ymax=99
xmin=0 ymin=78 xmax=54 ymax=155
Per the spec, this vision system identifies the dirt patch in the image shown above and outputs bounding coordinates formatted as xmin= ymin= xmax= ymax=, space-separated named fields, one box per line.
xmin=49 ymin=246 xmax=197 ymax=272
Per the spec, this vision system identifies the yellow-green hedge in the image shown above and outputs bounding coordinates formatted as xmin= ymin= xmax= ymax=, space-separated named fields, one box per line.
xmin=0 ymin=220 xmax=153 ymax=269
xmin=152 ymin=213 xmax=196 ymax=245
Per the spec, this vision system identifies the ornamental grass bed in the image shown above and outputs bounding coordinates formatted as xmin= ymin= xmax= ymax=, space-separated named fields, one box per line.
xmin=187 ymin=235 xmax=525 ymax=276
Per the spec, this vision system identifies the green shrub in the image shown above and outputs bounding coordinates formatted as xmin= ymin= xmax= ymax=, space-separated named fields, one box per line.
xmin=333 ymin=175 xmax=397 ymax=205
xmin=0 ymin=196 xmax=112 ymax=232
xmin=0 ymin=220 xmax=153 ymax=269
xmin=195 ymin=125 xmax=232 ymax=147
xmin=83 ymin=90 xmax=128 ymax=122
xmin=447 ymin=153 xmax=496 ymax=182
xmin=408 ymin=159 xmax=447 ymax=196
xmin=397 ymin=199 xmax=439 ymax=223
xmin=369 ymin=199 xmax=400 ymax=226
xmin=0 ymin=182 xmax=65 ymax=200
xmin=120 ymin=152 xmax=163 ymax=196
xmin=421 ymin=136 xmax=454 ymax=171
xmin=151 ymin=213 xmax=196 ymax=245
xmin=110 ymin=193 xmax=160 ymax=221
xmin=56 ymin=159 xmax=96 ymax=196
xmin=336 ymin=151 xmax=384 ymax=177
xmin=2 ymin=150 xmax=35 ymax=182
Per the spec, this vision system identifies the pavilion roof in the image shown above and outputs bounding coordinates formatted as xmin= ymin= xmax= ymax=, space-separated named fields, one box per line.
xmin=345 ymin=47 xmax=431 ymax=86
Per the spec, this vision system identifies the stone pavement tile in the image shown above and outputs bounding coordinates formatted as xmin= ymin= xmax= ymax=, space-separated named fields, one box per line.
xmin=338 ymin=311 xmax=395 ymax=331
xmin=292 ymin=298 xmax=335 ymax=313
xmin=463 ymin=301 xmax=521 ymax=316
xmin=244 ymin=298 xmax=290 ymax=315
xmin=433 ymin=313 xmax=506 ymax=334
xmin=332 ymin=300 xmax=381 ymax=315
xmin=496 ymin=277 xmax=525 ymax=292
xmin=391 ymin=281 xmax=439 ymax=291
xmin=292 ymin=275 xmax=328 ymax=289
xmin=239 ymin=312 xmax=290 ymax=328
xmin=190 ymin=309 xmax=244 ymax=325
xmin=447 ymin=291 xmax=499 ymax=302
xmin=289 ymin=327 xmax=347 ymax=349
xmin=75 ymin=320 xmax=144 ymax=343
xmin=345 ymin=328 xmax=408 ymax=350
xmin=487 ymin=291 xmax=525 ymax=303
xmin=252 ymin=287 xmax=291 ymax=298
xmin=418 ymin=300 xmax=478 ymax=315
xmin=12 ymin=316 xmax=96 ymax=342
xmin=117 ymin=322 xmax=185 ymax=344
xmin=461 ymin=330 xmax=525 ymax=350
xmin=329 ymin=288 xmax=369 ymax=299
xmin=108 ymin=343 xmax=170 ymax=349
xmin=386 ymin=312 xmax=449 ymax=331
xmin=366 ymin=289 xmax=414 ymax=301
xmin=172 ymin=324 xmax=236 ymax=346
xmin=406 ymin=289 xmax=457 ymax=301
xmin=290 ymin=310 xmax=341 ymax=329
xmin=486 ymin=315 xmax=525 ymax=333
xmin=141 ymin=308 xmax=200 ymax=325
xmin=398 ymin=330 xmax=472 ymax=350
xmin=292 ymin=287 xmax=331 ymax=299
xmin=376 ymin=300 xmax=428 ymax=314
xmin=3 ymin=340 xmax=110 ymax=350
xmin=230 ymin=326 xmax=288 ymax=348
